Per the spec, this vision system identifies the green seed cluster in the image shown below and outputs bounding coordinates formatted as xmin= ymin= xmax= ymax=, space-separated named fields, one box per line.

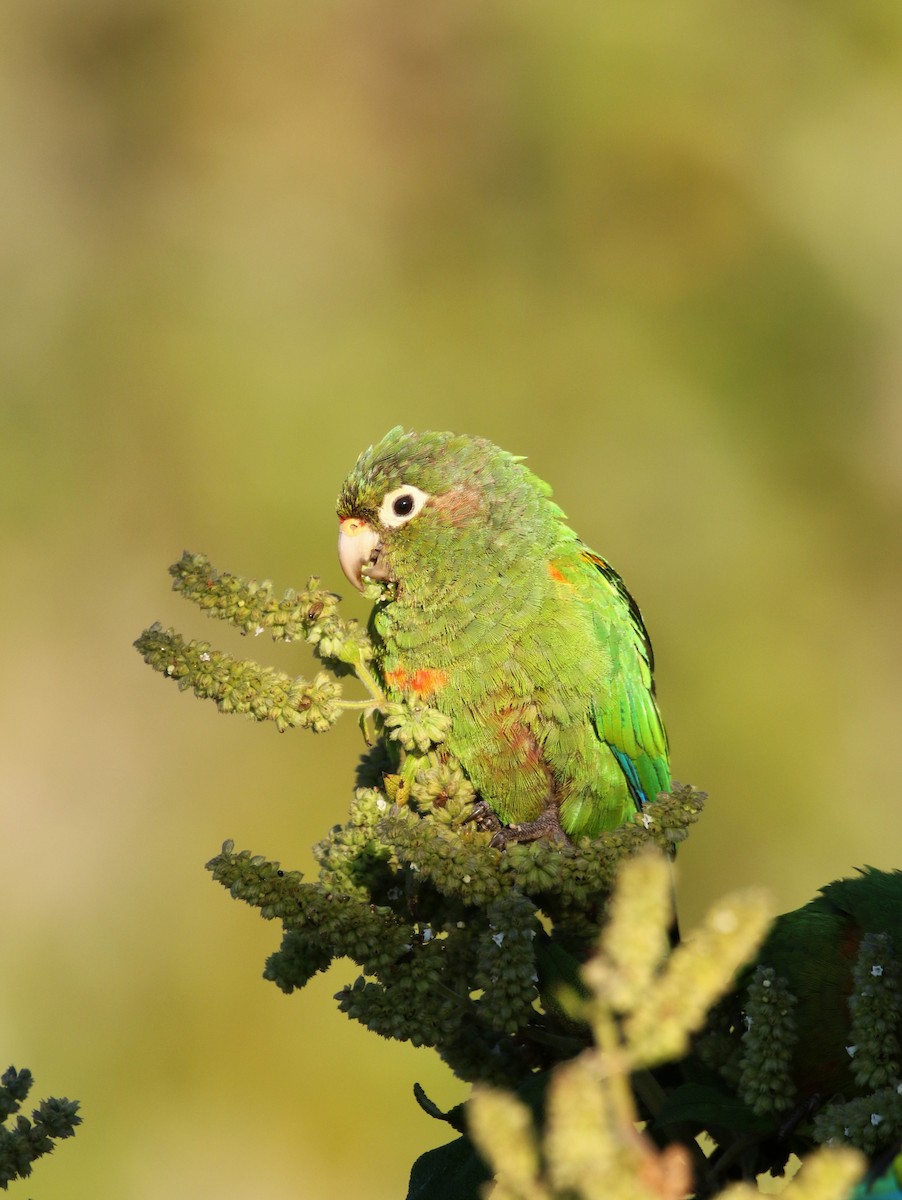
xmin=473 ymin=894 xmax=540 ymax=1035
xmin=169 ymin=551 xmax=372 ymax=671
xmin=205 ymin=783 xmax=706 ymax=1085
xmin=581 ymin=848 xmax=672 ymax=1016
xmin=208 ymin=840 xmax=410 ymax=982
xmin=336 ymin=931 xmax=476 ymax=1050
xmin=737 ymin=966 xmax=798 ymax=1115
xmin=135 ymin=626 xmax=343 ymax=732
xmin=464 ymin=856 xmax=864 ymax=1200
xmin=847 ymin=932 xmax=901 ymax=1090
xmin=313 ymin=787 xmax=396 ymax=901
xmin=814 ymin=1085 xmax=902 ymax=1155
xmin=622 ymin=886 xmax=773 ymax=1069
xmin=691 ymin=923 xmax=902 ymax=1161
xmin=409 ymin=759 xmax=477 ymax=824
xmin=384 ymin=702 xmax=452 ymax=753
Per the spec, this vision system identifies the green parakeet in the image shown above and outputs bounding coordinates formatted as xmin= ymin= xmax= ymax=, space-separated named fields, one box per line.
xmin=337 ymin=427 xmax=670 ymax=846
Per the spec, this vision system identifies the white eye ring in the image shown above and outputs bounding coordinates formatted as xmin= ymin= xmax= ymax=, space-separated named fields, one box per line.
xmin=379 ymin=484 xmax=431 ymax=528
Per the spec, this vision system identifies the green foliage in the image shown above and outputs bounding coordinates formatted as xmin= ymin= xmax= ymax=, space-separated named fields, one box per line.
xmin=0 ymin=1066 xmax=81 ymax=1190
xmin=206 ymin=777 xmax=704 ymax=1084
xmin=673 ymin=910 xmax=902 ymax=1191
xmin=422 ymin=855 xmax=864 ymax=1200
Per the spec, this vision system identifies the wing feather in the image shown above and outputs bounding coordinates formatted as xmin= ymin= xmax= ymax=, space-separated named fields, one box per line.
xmin=581 ymin=550 xmax=670 ymax=807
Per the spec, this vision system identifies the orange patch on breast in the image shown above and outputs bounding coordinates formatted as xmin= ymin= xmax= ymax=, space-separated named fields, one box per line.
xmin=384 ymin=667 xmax=448 ymax=697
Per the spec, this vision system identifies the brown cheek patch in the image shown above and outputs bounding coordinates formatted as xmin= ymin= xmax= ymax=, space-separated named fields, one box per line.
xmin=430 ymin=487 xmax=485 ymax=526
xmin=384 ymin=667 xmax=448 ymax=697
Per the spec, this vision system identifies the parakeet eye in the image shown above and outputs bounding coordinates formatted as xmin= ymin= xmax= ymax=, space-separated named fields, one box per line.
xmin=379 ymin=484 xmax=431 ymax=528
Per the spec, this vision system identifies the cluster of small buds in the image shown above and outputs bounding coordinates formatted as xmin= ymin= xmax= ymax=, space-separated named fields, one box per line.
xmin=472 ymin=893 xmax=540 ymax=1034
xmin=461 ymin=855 xmax=865 ymax=1200
xmin=505 ymin=842 xmax=572 ymax=896
xmin=545 ymin=1053 xmax=696 ymax=1200
xmin=135 ymin=624 xmax=347 ymax=734
xmin=312 ymin=788 xmax=395 ymax=902
xmin=409 ymin=760 xmax=476 ymax=823
xmin=303 ymin=613 xmax=351 ymax=662
xmin=264 ymin=928 xmax=333 ymax=991
xmin=847 ymin=932 xmax=901 ymax=1090
xmin=378 ymin=789 xmax=707 ymax=916
xmin=547 ymin=786 xmax=706 ymax=919
xmin=206 ymin=840 xmax=409 ymax=982
xmin=137 ymin=554 xmax=388 ymax=742
xmin=303 ymin=607 xmax=375 ymax=674
xmin=134 ymin=626 xmax=345 ymax=733
xmin=335 ymin=944 xmax=463 ymax=1049
xmin=292 ymin=671 xmax=343 ymax=731
xmin=622 ymin=886 xmax=773 ymax=1069
xmin=814 ymin=1084 xmax=902 ymax=1154
xmin=383 ymin=702 xmax=452 ymax=753
xmin=650 ymin=782 xmax=708 ymax=847
xmin=736 ymin=966 xmax=799 ymax=1115
xmin=468 ymin=1062 xmax=700 ymax=1200
xmin=582 ymin=849 xmax=672 ymax=1016
xmin=377 ymin=805 xmax=507 ymax=908
xmin=205 ymin=776 xmax=711 ymax=1087
xmin=169 ymin=552 xmax=344 ymax=644
xmin=433 ymin=1020 xmax=541 ymax=1088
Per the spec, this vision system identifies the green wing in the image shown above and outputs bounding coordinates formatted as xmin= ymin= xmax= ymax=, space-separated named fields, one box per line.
xmin=581 ymin=550 xmax=670 ymax=808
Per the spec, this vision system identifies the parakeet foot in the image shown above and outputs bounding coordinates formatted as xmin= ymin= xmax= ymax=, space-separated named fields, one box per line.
xmin=488 ymin=806 xmax=570 ymax=850
xmin=463 ymin=799 xmax=503 ymax=834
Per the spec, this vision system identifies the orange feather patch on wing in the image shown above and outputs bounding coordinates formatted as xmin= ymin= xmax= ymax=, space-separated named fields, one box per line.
xmin=581 ymin=550 xmax=609 ymax=572
xmin=384 ymin=667 xmax=449 ymax=697
xmin=547 ymin=562 xmax=572 ymax=585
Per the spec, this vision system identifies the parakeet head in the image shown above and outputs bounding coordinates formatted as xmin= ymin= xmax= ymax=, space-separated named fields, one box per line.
xmin=336 ymin=427 xmax=563 ymax=595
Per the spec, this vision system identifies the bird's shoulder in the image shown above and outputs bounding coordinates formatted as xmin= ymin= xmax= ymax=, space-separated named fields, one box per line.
xmin=548 ymin=546 xmax=655 ymax=680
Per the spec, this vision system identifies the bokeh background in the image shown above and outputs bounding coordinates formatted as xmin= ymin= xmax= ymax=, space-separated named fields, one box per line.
xmin=2 ymin=1 xmax=901 ymax=1196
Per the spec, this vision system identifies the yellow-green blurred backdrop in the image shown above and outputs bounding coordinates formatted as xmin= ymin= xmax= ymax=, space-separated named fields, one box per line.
xmin=2 ymin=1 xmax=901 ymax=1196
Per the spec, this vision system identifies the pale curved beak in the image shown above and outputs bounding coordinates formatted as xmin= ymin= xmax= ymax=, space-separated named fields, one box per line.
xmin=338 ymin=518 xmax=382 ymax=591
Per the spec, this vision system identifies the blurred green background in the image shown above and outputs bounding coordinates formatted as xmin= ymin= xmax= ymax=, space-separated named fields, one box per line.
xmin=2 ymin=0 xmax=901 ymax=1195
